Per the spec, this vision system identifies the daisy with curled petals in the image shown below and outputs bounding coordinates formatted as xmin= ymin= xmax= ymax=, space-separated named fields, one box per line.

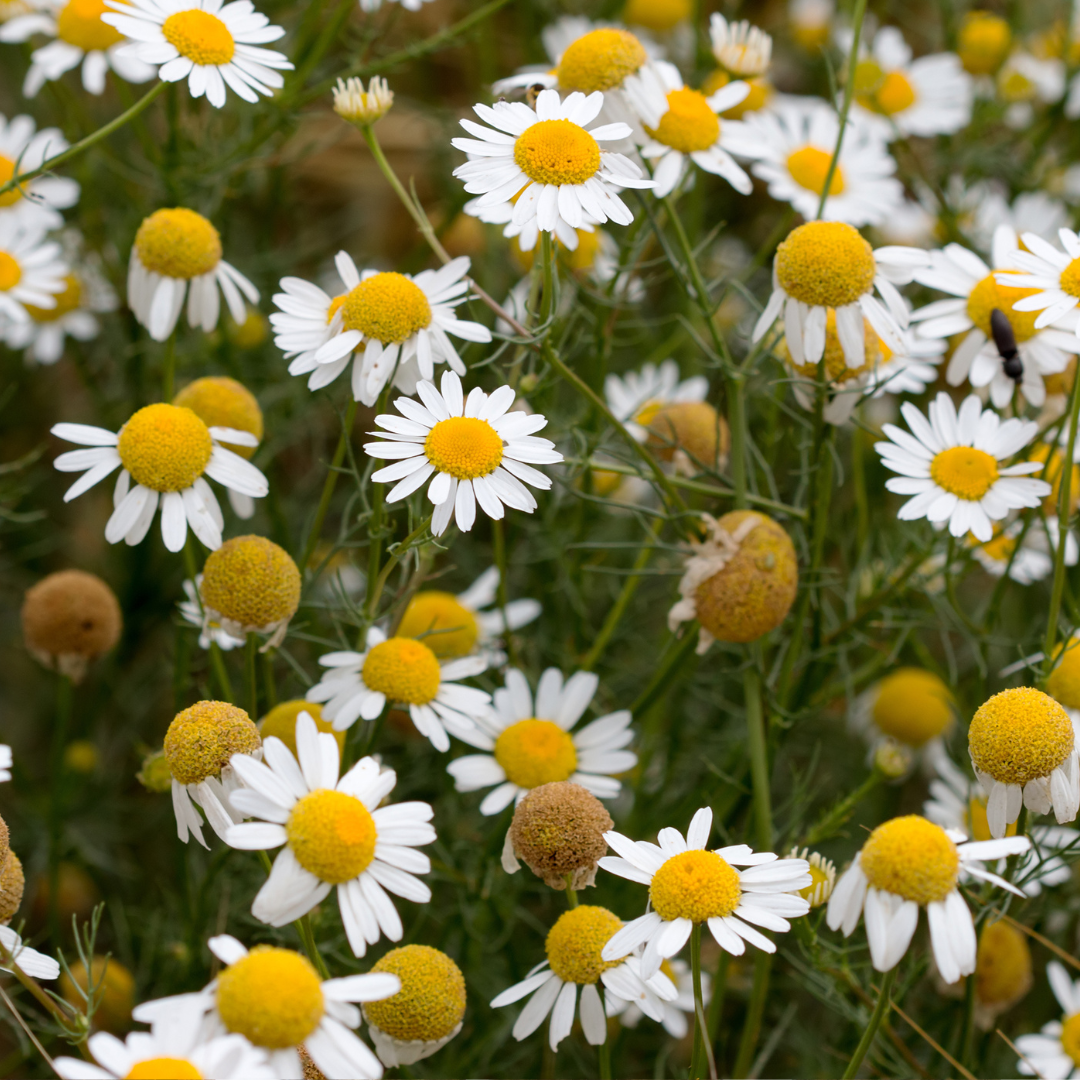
xmin=102 ymin=0 xmax=293 ymax=109
xmin=1015 ymin=962 xmax=1080 ymax=1079
xmin=826 ymin=814 xmax=1030 ymax=982
xmin=0 ymin=217 xmax=67 ymax=324
xmin=306 ymin=626 xmax=492 ymax=752
xmin=451 ymin=89 xmax=654 ymax=239
xmin=874 ymin=392 xmax=1050 ymax=543
xmin=0 ymin=114 xmax=79 ymax=229
xmin=271 ymin=255 xmax=490 ymax=407
xmin=363 ymin=370 xmax=563 ymax=537
xmin=996 ymin=228 xmax=1080 ymax=343
xmin=599 ymin=807 xmax=811 ymax=978
xmin=51 ymin=402 xmax=268 ymax=552
xmin=447 ymin=667 xmax=637 ymax=815
xmin=226 ymin=712 xmax=435 ymax=958
xmin=135 ymin=934 xmax=396 ymax=1080
xmin=0 ymin=926 xmax=58 ymax=980
xmin=605 ymin=358 xmax=708 ymax=442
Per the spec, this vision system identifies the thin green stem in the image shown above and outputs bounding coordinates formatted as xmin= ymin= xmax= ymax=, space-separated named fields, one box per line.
xmin=162 ymin=332 xmax=176 ymax=402
xmin=959 ymin=957 xmax=977 ymax=1070
xmin=209 ymin=641 xmax=234 ymax=703
xmin=49 ymin=673 xmax=73 ymax=945
xmin=689 ymin=923 xmax=717 ymax=1079
xmin=299 ymin=399 xmax=357 ymax=576
xmin=492 ymin=518 xmax=517 ymax=668
xmin=365 ymin=515 xmax=433 ymax=619
xmin=297 ymin=914 xmax=331 ymax=980
xmin=706 ymin=951 xmax=729 ymax=1062
xmin=732 ymin=952 xmax=771 ymax=1078
xmin=564 ymin=875 xmax=578 ymax=909
xmin=540 ymin=230 xmax=556 ymax=325
xmin=246 ymin=634 xmax=258 ymax=719
xmin=597 ymin=1027 xmax=612 ymax=1080
xmin=841 ymin=967 xmax=896 ymax=1079
xmin=262 ymin=651 xmax=278 ymax=710
xmin=745 ymin=661 xmax=772 ymax=851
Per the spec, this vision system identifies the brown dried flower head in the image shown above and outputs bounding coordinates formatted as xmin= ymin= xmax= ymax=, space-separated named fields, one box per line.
xmin=0 ymin=851 xmax=22 ymax=925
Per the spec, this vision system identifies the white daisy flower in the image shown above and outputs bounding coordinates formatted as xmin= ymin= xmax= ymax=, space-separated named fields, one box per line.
xmin=102 ymin=0 xmax=293 ymax=109
xmin=1015 ymin=962 xmax=1080 ymax=1079
xmin=826 ymin=814 xmax=1030 ymax=982
xmin=178 ymin=575 xmax=245 ymax=650
xmin=0 ymin=216 xmax=67 ymax=324
xmin=463 ymin=192 xmax=601 ymax=256
xmin=225 ymin=712 xmax=434 ymax=958
xmin=599 ymin=806 xmax=811 ymax=978
xmin=447 ymin=667 xmax=637 ymax=815
xmin=0 ymin=0 xmax=154 ymax=97
xmin=0 ymin=926 xmax=58 ymax=980
xmin=970 ymin=186 xmax=1068 ymax=254
xmin=971 ymin=516 xmax=1078 ymax=586
xmin=996 ymin=228 xmax=1080 ymax=342
xmin=306 ymin=626 xmax=492 ymax=752
xmin=491 ymin=905 xmax=679 ymax=1051
xmin=874 ymin=391 xmax=1050 ymax=543
xmin=997 ymin=50 xmax=1064 ymax=129
xmin=0 ymin=114 xmax=79 ymax=228
xmin=134 ymin=934 xmax=397 ymax=1080
xmin=605 ymin=359 xmax=708 ymax=441
xmin=270 ymin=255 xmax=491 ymax=407
xmin=51 ymin=402 xmax=268 ymax=552
xmin=709 ymin=14 xmax=771 ymax=77
xmin=363 ymin=369 xmax=563 ymax=537
xmin=451 ymin=88 xmax=655 ymax=240
xmin=0 ymin=745 xmax=11 ymax=783
xmin=606 ymin=957 xmax=701 ymax=1039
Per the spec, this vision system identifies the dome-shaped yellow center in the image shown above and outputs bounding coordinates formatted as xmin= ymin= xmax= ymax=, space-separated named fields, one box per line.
xmin=622 ymin=0 xmax=691 ymax=32
xmin=1048 ymin=638 xmax=1080 ymax=709
xmin=125 ymin=1061 xmax=202 ymax=1080
xmin=929 ymin=446 xmax=999 ymax=501
xmin=556 ymin=28 xmax=647 ymax=93
xmin=0 ymin=250 xmax=22 ymax=289
xmin=424 ymin=416 xmax=504 ymax=480
xmin=786 ymin=309 xmax=882 ymax=383
xmin=798 ymin=861 xmax=832 ymax=906
xmin=545 ymin=905 xmax=625 ymax=983
xmin=966 ymin=274 xmax=1041 ymax=342
xmin=117 ymin=403 xmax=213 ymax=492
xmin=398 ymin=591 xmax=479 ymax=658
xmin=975 ymin=920 xmax=1032 ymax=1007
xmin=163 ymin=700 xmax=260 ymax=785
xmin=494 ymin=719 xmax=578 ymax=789
xmin=775 ymin=221 xmax=875 ymax=309
xmin=649 ymin=849 xmax=742 ymax=922
xmin=200 ymin=536 xmax=301 ymax=632
xmin=24 ymin=274 xmax=82 ymax=323
xmin=260 ymin=700 xmax=345 ymax=758
xmin=958 ymin=12 xmax=1011 ymax=75
xmin=1055 ymin=258 xmax=1080 ymax=301
xmin=286 ymin=788 xmax=377 ymax=883
xmin=339 ymin=272 xmax=432 ymax=344
xmin=860 ymin=816 xmax=959 ymax=905
xmin=216 ymin=946 xmax=324 ymax=1049
xmin=514 ymin=120 xmax=602 ymax=187
xmin=134 ymin=209 xmax=222 ymax=280
xmin=1062 ymin=1011 xmax=1080 ymax=1066
xmin=0 ymin=158 xmax=25 ymax=209
xmin=854 ymin=60 xmax=917 ymax=116
xmin=645 ymin=88 xmax=720 ymax=153
xmin=364 ymin=945 xmax=466 ymax=1042
xmin=871 ymin=668 xmax=954 ymax=746
xmin=785 ymin=146 xmax=845 ymax=197
xmin=57 ymin=0 xmax=123 ymax=51
xmin=969 ymin=687 xmax=1075 ymax=785
xmin=161 ymin=8 xmax=235 ymax=65
xmin=173 ymin=376 xmax=263 ymax=460
xmin=362 ymin=637 xmax=441 ymax=705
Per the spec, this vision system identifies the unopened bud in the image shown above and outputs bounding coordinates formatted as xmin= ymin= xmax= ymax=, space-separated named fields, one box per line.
xmin=333 ymin=76 xmax=394 ymax=125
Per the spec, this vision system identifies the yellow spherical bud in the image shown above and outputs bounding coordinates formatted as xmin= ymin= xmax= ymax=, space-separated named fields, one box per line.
xmin=871 ymin=668 xmax=954 ymax=747
xmin=958 ymin=11 xmax=1011 ymax=75
xmin=173 ymin=376 xmax=263 ymax=461
xmin=647 ymin=401 xmax=729 ymax=472
xmin=1048 ymin=638 xmax=1080 ymax=709
xmin=622 ymin=0 xmax=691 ymax=32
xmin=969 ymin=687 xmax=1074 ymax=786
xmin=200 ymin=536 xmax=301 ymax=636
xmin=163 ymin=700 xmax=260 ymax=786
xmin=136 ymin=749 xmax=173 ymax=793
xmin=545 ymin=906 xmax=625 ymax=983
xmin=860 ymin=816 xmax=959 ymax=906
xmin=260 ymin=701 xmax=345 ymax=758
xmin=975 ymin=920 xmax=1032 ymax=1012
xmin=556 ymin=28 xmax=647 ymax=93
xmin=0 ymin=851 xmax=23 ymax=924
xmin=775 ymin=222 xmax=876 ymax=309
xmin=61 ymin=956 xmax=135 ymax=1034
xmin=364 ymin=946 xmax=466 ymax=1046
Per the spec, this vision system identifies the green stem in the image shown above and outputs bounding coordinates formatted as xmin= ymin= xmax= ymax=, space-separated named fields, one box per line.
xmin=48 ymin=674 xmax=73 ymax=945
xmin=365 ymin=515 xmax=433 ymax=619
xmin=299 ymin=399 xmax=357 ymax=577
xmin=706 ymin=951 xmax=729 ymax=1061
xmin=841 ymin=967 xmax=896 ymax=1079
xmin=597 ymin=1027 xmax=611 ymax=1080
xmin=262 ymin=651 xmax=278 ymax=710
xmin=959 ymin=958 xmax=976 ymax=1070
xmin=744 ymin=662 xmax=772 ymax=851
xmin=732 ymin=952 xmax=771 ymax=1078
xmin=690 ymin=923 xmax=717 ymax=1079
xmin=540 ymin=230 xmax=556 ymax=324
xmin=246 ymin=634 xmax=258 ymax=719
xmin=297 ymin=914 xmax=331 ymax=980
xmin=492 ymin=518 xmax=517 ymax=668
xmin=162 ymin=332 xmax=176 ymax=402
xmin=564 ymin=874 xmax=578 ymax=909
xmin=209 ymin=641 xmax=234 ymax=703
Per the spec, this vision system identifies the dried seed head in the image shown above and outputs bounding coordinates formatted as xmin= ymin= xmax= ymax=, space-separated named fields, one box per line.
xmin=0 ymin=851 xmax=23 ymax=925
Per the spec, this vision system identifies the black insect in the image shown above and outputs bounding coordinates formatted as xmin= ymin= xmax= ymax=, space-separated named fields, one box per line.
xmin=990 ymin=307 xmax=1024 ymax=383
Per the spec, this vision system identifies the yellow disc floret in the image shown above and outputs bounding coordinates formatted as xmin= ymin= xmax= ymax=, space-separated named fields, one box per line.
xmin=216 ymin=946 xmax=324 ymax=1049
xmin=958 ymin=11 xmax=1011 ymax=75
xmin=854 ymin=60 xmax=917 ymax=116
xmin=1060 ymin=259 xmax=1080 ymax=300
xmin=494 ymin=719 xmax=578 ymax=789
xmin=0 ymin=250 xmax=22 ymax=288
xmin=645 ymin=88 xmax=720 ymax=153
xmin=622 ymin=0 xmax=691 ymax=32
xmin=976 ymin=920 xmax=1032 ymax=1009
xmin=1049 ymin=638 xmax=1080 ymax=709
xmin=649 ymin=850 xmax=742 ymax=922
xmin=125 ymin=1060 xmax=203 ymax=1080
xmin=260 ymin=700 xmax=345 ymax=757
xmin=966 ymin=275 xmax=1041 ymax=342
xmin=200 ymin=536 xmax=301 ymax=632
xmin=969 ymin=687 xmax=1075 ymax=785
xmin=161 ymin=8 xmax=235 ymax=65
xmin=556 ymin=28 xmax=647 ymax=93
xmin=339 ymin=272 xmax=432 ymax=344
xmin=163 ymin=700 xmax=260 ymax=785
xmin=424 ymin=416 xmax=504 ymax=479
xmin=286 ymin=789 xmax=377 ymax=883
xmin=930 ymin=446 xmax=999 ymax=501
xmin=117 ymin=404 xmax=212 ymax=492
xmin=545 ymin=905 xmax=625 ymax=984
xmin=134 ymin=209 xmax=222 ymax=279
xmin=57 ymin=0 xmax=122 ymax=50
xmin=364 ymin=945 xmax=467 ymax=1043
xmin=173 ymin=376 xmax=263 ymax=461
xmin=514 ymin=120 xmax=602 ymax=187
xmin=362 ymin=637 xmax=441 ymax=705
xmin=24 ymin=274 xmax=82 ymax=322
xmin=785 ymin=146 xmax=845 ymax=198
xmin=398 ymin=591 xmax=479 ymax=658
xmin=860 ymin=816 xmax=959 ymax=906
xmin=1062 ymin=1011 xmax=1080 ymax=1067
xmin=871 ymin=668 xmax=954 ymax=746
xmin=774 ymin=222 xmax=875 ymax=309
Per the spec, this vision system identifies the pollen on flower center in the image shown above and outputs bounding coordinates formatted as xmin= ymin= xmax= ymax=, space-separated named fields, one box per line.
xmin=860 ymin=816 xmax=959 ymax=905
xmin=1059 ymin=258 xmax=1080 ymax=300
xmin=556 ymin=28 xmax=647 ymax=93
xmin=929 ymin=446 xmax=999 ymax=501
xmin=57 ymin=0 xmax=123 ymax=51
xmin=1062 ymin=1012 xmax=1080 ymax=1067
xmin=785 ymin=146 xmax=846 ymax=197
xmin=514 ymin=120 xmax=602 ymax=187
xmin=364 ymin=945 xmax=467 ymax=1043
xmin=0 ymin=158 xmax=25 ymax=209
xmin=117 ymin=403 xmax=213 ymax=492
xmin=774 ymin=221 xmax=875 ymax=309
xmin=339 ymin=272 xmax=432 ymax=344
xmin=216 ymin=946 xmax=324 ymax=1050
xmin=424 ymin=416 xmax=504 ymax=480
xmin=125 ymin=1059 xmax=203 ymax=1080
xmin=134 ymin=208 xmax=222 ymax=280
xmin=362 ymin=637 xmax=442 ymax=705
xmin=645 ymin=88 xmax=720 ymax=153
xmin=966 ymin=275 xmax=1041 ymax=341
xmin=494 ymin=719 xmax=578 ymax=789
xmin=545 ymin=905 xmax=625 ymax=983
xmin=0 ymin=250 xmax=22 ymax=290
xmin=161 ymin=8 xmax=235 ymax=65
xmin=398 ymin=591 xmax=479 ymax=658
xmin=969 ymin=687 xmax=1075 ymax=784
xmin=24 ymin=274 xmax=82 ymax=323
xmin=163 ymin=700 xmax=260 ymax=785
xmin=286 ymin=788 xmax=377 ymax=883
xmin=649 ymin=849 xmax=742 ymax=922
xmin=872 ymin=668 xmax=954 ymax=746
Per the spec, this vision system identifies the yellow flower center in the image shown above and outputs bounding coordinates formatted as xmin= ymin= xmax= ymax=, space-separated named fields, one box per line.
xmin=958 ymin=11 xmax=1011 ymax=75
xmin=622 ymin=0 xmax=691 ymax=32
xmin=173 ymin=376 xmax=263 ymax=460
xmin=162 ymin=8 xmax=235 ymax=65
xmin=362 ymin=637 xmax=441 ymax=705
xmin=969 ymin=687 xmax=1075 ymax=785
xmin=364 ymin=945 xmax=466 ymax=1042
xmin=424 ymin=416 xmax=504 ymax=480
xmin=216 ymin=946 xmax=324 ymax=1049
xmin=163 ymin=700 xmax=260 ymax=785
xmin=125 ymin=1060 xmax=202 ymax=1080
xmin=1048 ymin=638 xmax=1080 ymax=709
xmin=260 ymin=700 xmax=345 ymax=758
xmin=339 ymin=272 xmax=432 ymax=344
xmin=871 ymin=668 xmax=954 ymax=746
xmin=999 ymin=66 xmax=1035 ymax=102
xmin=1028 ymin=444 xmax=1080 ymax=517
xmin=976 ymin=921 xmax=1032 ymax=1007
xmin=494 ymin=719 xmax=578 ymax=789
xmin=397 ymin=591 xmax=479 ymax=658
xmin=785 ymin=146 xmax=845 ymax=197
xmin=701 ymin=70 xmax=772 ymax=117
xmin=1062 ymin=1012 xmax=1080 ymax=1067
xmin=854 ymin=60 xmax=917 ymax=115
xmin=860 ymin=816 xmax=959 ymax=905
xmin=649 ymin=849 xmax=742 ymax=922
xmin=117 ymin=403 xmax=213 ymax=492
xmin=0 ymin=250 xmax=22 ymax=289
xmin=0 ymin=157 xmax=25 ymax=208
xmin=966 ymin=795 xmax=1017 ymax=842
xmin=787 ymin=309 xmax=882 ymax=383
xmin=798 ymin=862 xmax=832 ymax=906
xmin=134 ymin=208 xmax=222 ymax=280
xmin=24 ymin=274 xmax=82 ymax=323
xmin=1060 ymin=258 xmax=1080 ymax=300
xmin=977 ymin=531 xmax=1016 ymax=564
xmin=57 ymin=0 xmax=123 ymax=51
xmin=966 ymin=274 xmax=1041 ymax=342
xmin=774 ymin=221 xmax=875 ymax=309
xmin=545 ymin=905 xmax=625 ymax=984
xmin=200 ymin=535 xmax=301 ymax=632
xmin=645 ymin=87 xmax=720 ymax=153
xmin=514 ymin=119 xmax=602 ymax=187
xmin=929 ymin=446 xmax=999 ymax=501
xmin=556 ymin=28 xmax=647 ymax=93
xmin=286 ymin=789 xmax=377 ymax=884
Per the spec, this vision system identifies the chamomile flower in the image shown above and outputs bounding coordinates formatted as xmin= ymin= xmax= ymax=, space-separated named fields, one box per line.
xmin=605 ymin=359 xmax=708 ymax=441
xmin=306 ymin=626 xmax=492 ymax=752
xmin=827 ymin=815 xmax=1030 ymax=982
xmin=50 ymin=403 xmax=268 ymax=552
xmin=447 ymin=667 xmax=637 ymax=814
xmin=178 ymin=575 xmax=245 ymax=650
xmin=451 ymin=89 xmax=655 ymax=239
xmin=709 ymin=14 xmax=770 ymax=78
xmin=102 ymin=0 xmax=293 ymax=109
xmin=970 ymin=516 xmax=1078 ymax=585
xmin=997 ymin=50 xmax=1065 ymax=128
xmin=126 ymin=208 xmax=259 ymax=342
xmin=271 ymin=255 xmax=490 ymax=406
xmin=0 ymin=926 xmax=58 ymax=979
xmin=996 ymin=228 xmax=1080 ymax=342
xmin=606 ymin=957 xmax=700 ymax=1038
xmin=1015 ymin=962 xmax=1080 ymax=1078
xmin=363 ymin=370 xmax=563 ymax=537
xmin=599 ymin=807 xmax=811 ymax=978
xmin=0 ymin=216 xmax=67 ymax=324
xmin=849 ymin=667 xmax=955 ymax=764
xmin=0 ymin=114 xmax=79 ymax=229
xmin=0 ymin=0 xmax=154 ymax=97
xmin=789 ymin=0 xmax=833 ymax=51
xmin=790 ymin=848 xmax=836 ymax=908
xmin=225 ymin=712 xmax=434 ymax=958
xmin=874 ymin=392 xmax=1051 ymax=543
xmin=491 ymin=905 xmax=678 ymax=1051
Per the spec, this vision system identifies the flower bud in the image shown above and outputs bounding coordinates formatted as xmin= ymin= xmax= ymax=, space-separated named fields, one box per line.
xmin=333 ymin=76 xmax=394 ymax=125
